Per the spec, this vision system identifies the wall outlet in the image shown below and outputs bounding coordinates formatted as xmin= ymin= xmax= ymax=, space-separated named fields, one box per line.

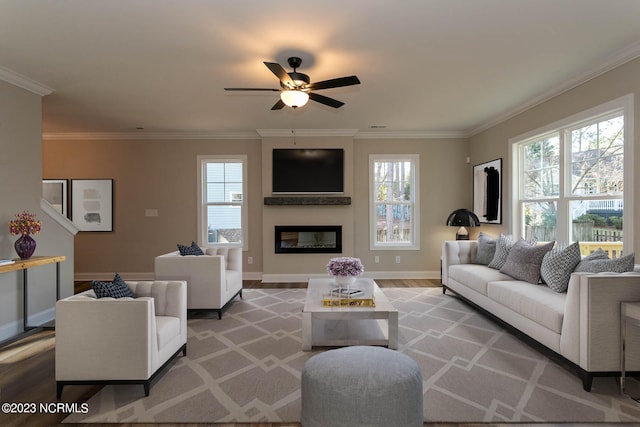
xmin=145 ymin=209 xmax=158 ymax=217
xmin=395 ymin=256 xmax=401 ymax=264
xmin=374 ymin=256 xmax=379 ymax=263
xmin=247 ymin=256 xmax=253 ymax=265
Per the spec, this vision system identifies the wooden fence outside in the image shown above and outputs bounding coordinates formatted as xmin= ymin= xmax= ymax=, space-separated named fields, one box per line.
xmin=525 ymin=222 xmax=624 ymax=258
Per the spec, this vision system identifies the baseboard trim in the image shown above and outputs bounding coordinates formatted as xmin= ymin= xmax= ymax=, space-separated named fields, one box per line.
xmin=75 ymin=272 xmax=154 ymax=281
xmin=0 ymin=307 xmax=55 ymax=343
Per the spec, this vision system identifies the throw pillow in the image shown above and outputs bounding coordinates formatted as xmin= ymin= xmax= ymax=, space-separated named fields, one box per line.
xmin=540 ymin=242 xmax=582 ymax=293
xmin=574 ymin=253 xmax=635 ymax=273
xmin=473 ymin=232 xmax=497 ymax=265
xmin=92 ymin=273 xmax=134 ymax=298
xmin=488 ymin=234 xmax=514 ymax=270
xmin=177 ymin=240 xmax=204 ymax=256
xmin=500 ymin=239 xmax=555 ymax=284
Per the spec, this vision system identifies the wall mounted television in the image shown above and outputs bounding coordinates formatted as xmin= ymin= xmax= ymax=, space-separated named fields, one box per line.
xmin=272 ymin=148 xmax=344 ymax=194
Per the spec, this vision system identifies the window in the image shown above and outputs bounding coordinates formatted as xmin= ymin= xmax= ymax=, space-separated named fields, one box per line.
xmin=197 ymin=155 xmax=247 ymax=248
xmin=369 ymin=155 xmax=419 ymax=250
xmin=511 ymin=95 xmax=633 ymax=257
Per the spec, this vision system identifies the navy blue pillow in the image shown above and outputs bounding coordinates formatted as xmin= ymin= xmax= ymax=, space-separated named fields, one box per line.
xmin=177 ymin=241 xmax=204 ymax=256
xmin=92 ymin=273 xmax=134 ymax=298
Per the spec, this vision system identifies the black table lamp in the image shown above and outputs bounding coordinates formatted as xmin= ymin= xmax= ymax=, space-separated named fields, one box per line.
xmin=446 ymin=209 xmax=480 ymax=240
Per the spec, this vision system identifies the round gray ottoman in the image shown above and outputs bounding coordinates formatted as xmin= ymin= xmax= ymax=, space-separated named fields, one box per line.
xmin=301 ymin=346 xmax=423 ymax=427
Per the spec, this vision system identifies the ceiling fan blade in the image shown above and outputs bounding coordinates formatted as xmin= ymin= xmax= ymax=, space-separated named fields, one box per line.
xmin=271 ymin=99 xmax=286 ymax=110
xmin=306 ymin=75 xmax=360 ymax=91
xmin=224 ymin=88 xmax=280 ymax=91
xmin=264 ymin=62 xmax=294 ymax=88
xmin=309 ymin=92 xmax=344 ymax=108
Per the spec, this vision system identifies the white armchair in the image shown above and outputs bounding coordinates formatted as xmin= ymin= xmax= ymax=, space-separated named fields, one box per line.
xmin=55 ymin=280 xmax=187 ymax=398
xmin=154 ymin=247 xmax=243 ymax=319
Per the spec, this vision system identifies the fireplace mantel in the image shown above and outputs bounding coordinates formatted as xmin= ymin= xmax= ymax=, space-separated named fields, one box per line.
xmin=264 ymin=196 xmax=351 ymax=206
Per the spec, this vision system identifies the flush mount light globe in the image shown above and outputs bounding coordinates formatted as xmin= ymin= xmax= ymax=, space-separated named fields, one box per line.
xmin=280 ymin=90 xmax=309 ymax=108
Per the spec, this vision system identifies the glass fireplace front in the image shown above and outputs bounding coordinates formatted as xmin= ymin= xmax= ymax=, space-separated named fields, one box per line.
xmin=274 ymin=225 xmax=342 ymax=254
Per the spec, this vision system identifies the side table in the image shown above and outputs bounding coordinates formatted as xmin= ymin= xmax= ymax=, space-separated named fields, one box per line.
xmin=0 ymin=256 xmax=66 ymax=346
xmin=620 ymin=301 xmax=640 ymax=398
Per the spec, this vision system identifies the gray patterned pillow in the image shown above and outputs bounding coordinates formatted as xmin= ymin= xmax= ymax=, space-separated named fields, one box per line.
xmin=487 ymin=234 xmax=514 ymax=270
xmin=473 ymin=232 xmax=497 ymax=265
xmin=178 ymin=241 xmax=205 ymax=256
xmin=92 ymin=273 xmax=134 ymax=298
xmin=540 ymin=242 xmax=582 ymax=293
xmin=574 ymin=253 xmax=635 ymax=273
xmin=500 ymin=239 xmax=555 ymax=284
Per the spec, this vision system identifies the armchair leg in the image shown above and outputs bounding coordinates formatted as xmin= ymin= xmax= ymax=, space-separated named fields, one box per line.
xmin=143 ymin=381 xmax=150 ymax=397
xmin=56 ymin=383 xmax=64 ymax=399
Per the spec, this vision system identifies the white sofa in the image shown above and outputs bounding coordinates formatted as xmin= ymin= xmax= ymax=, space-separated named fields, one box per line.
xmin=154 ymin=247 xmax=242 ymax=318
xmin=442 ymin=240 xmax=640 ymax=391
xmin=56 ymin=280 xmax=187 ymax=398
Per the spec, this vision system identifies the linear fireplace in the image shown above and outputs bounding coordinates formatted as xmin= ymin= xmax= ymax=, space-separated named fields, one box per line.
xmin=275 ymin=225 xmax=342 ymax=254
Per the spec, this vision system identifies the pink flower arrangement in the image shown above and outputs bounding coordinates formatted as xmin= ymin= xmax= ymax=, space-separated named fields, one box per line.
xmin=326 ymin=257 xmax=364 ymax=277
xmin=8 ymin=211 xmax=42 ymax=236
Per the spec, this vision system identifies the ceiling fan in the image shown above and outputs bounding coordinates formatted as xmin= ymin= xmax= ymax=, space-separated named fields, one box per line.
xmin=224 ymin=57 xmax=360 ymax=110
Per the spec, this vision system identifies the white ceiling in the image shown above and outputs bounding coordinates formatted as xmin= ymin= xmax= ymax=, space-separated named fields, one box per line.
xmin=2 ymin=0 xmax=640 ymax=137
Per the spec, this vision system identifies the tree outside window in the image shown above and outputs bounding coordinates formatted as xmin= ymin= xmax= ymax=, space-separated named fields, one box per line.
xmin=370 ymin=155 xmax=419 ymax=249
xmin=516 ymin=109 xmax=626 ymax=257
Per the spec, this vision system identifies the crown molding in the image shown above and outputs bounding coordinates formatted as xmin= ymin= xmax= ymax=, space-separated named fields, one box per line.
xmin=354 ymin=130 xmax=467 ymax=139
xmin=42 ymin=131 xmax=261 ymax=141
xmin=256 ymin=129 xmax=359 ymax=137
xmin=43 ymin=128 xmax=467 ymax=141
xmin=0 ymin=66 xmax=54 ymax=96
xmin=467 ymin=40 xmax=640 ymax=137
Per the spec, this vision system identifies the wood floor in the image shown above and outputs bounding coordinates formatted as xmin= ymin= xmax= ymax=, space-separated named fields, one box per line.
xmin=0 ymin=279 xmax=613 ymax=427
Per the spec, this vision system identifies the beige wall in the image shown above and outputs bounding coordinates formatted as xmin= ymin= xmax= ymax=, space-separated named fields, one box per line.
xmin=469 ymin=57 xmax=640 ymax=255
xmin=43 ymin=138 xmax=263 ymax=279
xmin=1 ymin=80 xmax=75 ymax=342
xmin=354 ymin=138 xmax=471 ymax=274
xmin=43 ymin=134 xmax=471 ymax=280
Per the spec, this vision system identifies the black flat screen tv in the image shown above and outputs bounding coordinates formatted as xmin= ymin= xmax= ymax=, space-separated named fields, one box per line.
xmin=272 ymin=148 xmax=344 ymax=194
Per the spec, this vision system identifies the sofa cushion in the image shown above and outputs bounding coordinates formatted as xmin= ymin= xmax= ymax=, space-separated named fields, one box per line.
xmin=92 ymin=273 xmax=134 ymax=299
xmin=500 ymin=240 xmax=555 ymax=284
xmin=574 ymin=253 xmax=635 ymax=273
xmin=177 ymin=241 xmax=204 ymax=256
xmin=449 ymin=264 xmax=513 ymax=296
xmin=155 ymin=316 xmax=180 ymax=351
xmin=487 ymin=280 xmax=566 ymax=334
xmin=540 ymin=242 xmax=582 ymax=293
xmin=473 ymin=232 xmax=497 ymax=265
xmin=488 ymin=234 xmax=514 ymax=270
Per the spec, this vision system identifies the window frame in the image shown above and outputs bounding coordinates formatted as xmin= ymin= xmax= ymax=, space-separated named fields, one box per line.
xmin=369 ymin=154 xmax=420 ymax=250
xmin=509 ymin=94 xmax=634 ymax=253
xmin=197 ymin=155 xmax=248 ymax=250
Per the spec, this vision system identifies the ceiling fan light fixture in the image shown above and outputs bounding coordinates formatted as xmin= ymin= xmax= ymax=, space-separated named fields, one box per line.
xmin=280 ymin=90 xmax=309 ymax=108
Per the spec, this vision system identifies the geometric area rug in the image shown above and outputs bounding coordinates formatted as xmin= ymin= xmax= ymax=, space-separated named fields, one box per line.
xmin=64 ymin=288 xmax=640 ymax=423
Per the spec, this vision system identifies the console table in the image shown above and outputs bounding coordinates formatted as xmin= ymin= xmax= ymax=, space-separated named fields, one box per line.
xmin=0 ymin=255 xmax=66 ymax=344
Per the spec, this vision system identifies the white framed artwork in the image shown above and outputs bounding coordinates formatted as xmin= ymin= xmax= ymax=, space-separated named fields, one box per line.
xmin=473 ymin=158 xmax=502 ymax=224
xmin=71 ymin=179 xmax=114 ymax=231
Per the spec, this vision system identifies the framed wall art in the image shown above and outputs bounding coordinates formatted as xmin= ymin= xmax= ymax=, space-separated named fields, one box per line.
xmin=42 ymin=179 xmax=68 ymax=217
xmin=473 ymin=158 xmax=502 ymax=224
xmin=71 ymin=179 xmax=114 ymax=231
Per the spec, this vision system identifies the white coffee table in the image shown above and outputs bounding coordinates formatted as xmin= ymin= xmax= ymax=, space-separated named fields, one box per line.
xmin=302 ymin=277 xmax=399 ymax=351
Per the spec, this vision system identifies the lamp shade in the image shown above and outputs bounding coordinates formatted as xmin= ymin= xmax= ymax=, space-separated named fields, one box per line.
xmin=446 ymin=209 xmax=480 ymax=240
xmin=446 ymin=209 xmax=480 ymax=227
xmin=280 ymin=90 xmax=309 ymax=108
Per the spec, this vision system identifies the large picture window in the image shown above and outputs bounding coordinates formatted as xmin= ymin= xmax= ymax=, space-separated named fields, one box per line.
xmin=511 ymin=95 xmax=633 ymax=257
xmin=197 ymin=155 xmax=247 ymax=248
xmin=370 ymin=155 xmax=419 ymax=250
